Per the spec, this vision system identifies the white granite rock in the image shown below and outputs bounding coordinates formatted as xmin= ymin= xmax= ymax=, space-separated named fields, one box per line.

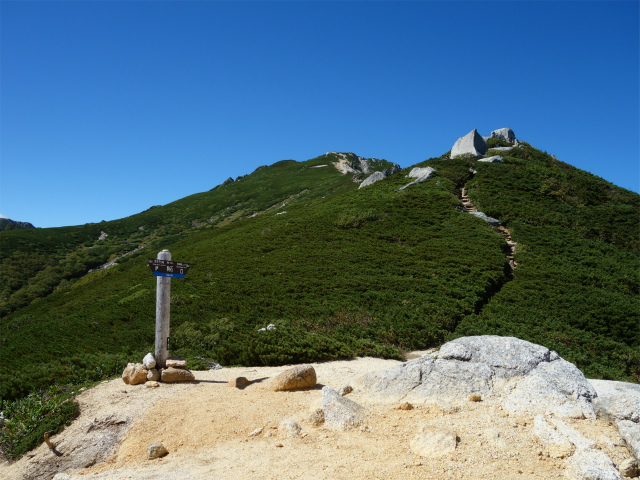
xmin=565 ymin=448 xmax=623 ymax=480
xmin=468 ymin=211 xmax=502 ymax=226
xmin=490 ymin=128 xmax=516 ymax=143
xmin=617 ymin=420 xmax=640 ymax=461
xmin=533 ymin=415 xmax=574 ymax=458
xmin=397 ymin=167 xmax=436 ymax=191
xmin=355 ymin=336 xmax=597 ymax=419
xmin=142 ymin=353 xmax=156 ymax=369
xmin=359 ymin=170 xmax=388 ymax=189
xmin=590 ymin=379 xmax=640 ymax=423
xmin=322 ymin=386 xmax=366 ymax=430
xmin=451 ymin=129 xmax=488 ymax=158
xmin=410 ymin=427 xmax=457 ymax=458
xmin=478 ymin=155 xmax=504 ymax=163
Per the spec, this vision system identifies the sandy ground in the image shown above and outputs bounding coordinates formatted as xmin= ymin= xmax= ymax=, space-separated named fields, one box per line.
xmin=0 ymin=355 xmax=633 ymax=480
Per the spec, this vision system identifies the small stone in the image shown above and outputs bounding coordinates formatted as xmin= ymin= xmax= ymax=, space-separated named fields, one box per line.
xmin=338 ymin=385 xmax=353 ymax=396
xmin=147 ymin=442 xmax=168 ymax=459
xmin=228 ymin=377 xmax=249 ymax=388
xmin=278 ymin=419 xmax=302 ymax=439
xmin=145 ymin=381 xmax=159 ymax=388
xmin=275 ymin=443 xmax=284 ymax=447
xmin=410 ymin=428 xmax=458 ymax=458
xmin=248 ymin=427 xmax=264 ymax=437
xmin=142 ymin=353 xmax=156 ymax=369
xmin=468 ymin=393 xmax=482 ymax=402
xmin=619 ymin=458 xmax=639 ymax=477
xmin=165 ymin=357 xmax=187 ymax=368
xmin=307 ymin=408 xmax=325 ymax=427
xmin=122 ymin=363 xmax=148 ymax=385
xmin=396 ymin=402 xmax=414 ymax=410
xmin=147 ymin=369 xmax=160 ymax=381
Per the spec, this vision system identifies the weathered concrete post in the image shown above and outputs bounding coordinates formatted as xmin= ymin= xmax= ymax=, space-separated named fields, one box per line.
xmin=155 ymin=249 xmax=171 ymax=368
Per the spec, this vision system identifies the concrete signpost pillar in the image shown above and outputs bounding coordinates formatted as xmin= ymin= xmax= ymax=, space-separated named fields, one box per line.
xmin=155 ymin=249 xmax=171 ymax=368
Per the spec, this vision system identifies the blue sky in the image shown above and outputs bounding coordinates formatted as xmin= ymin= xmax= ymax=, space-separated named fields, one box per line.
xmin=1 ymin=1 xmax=638 ymax=228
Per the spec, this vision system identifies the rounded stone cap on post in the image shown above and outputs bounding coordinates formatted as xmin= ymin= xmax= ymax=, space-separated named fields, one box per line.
xmin=158 ymin=249 xmax=171 ymax=261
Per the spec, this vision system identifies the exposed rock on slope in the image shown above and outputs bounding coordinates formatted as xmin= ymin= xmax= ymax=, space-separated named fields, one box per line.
xmin=359 ymin=170 xmax=388 ymax=189
xmin=327 ymin=152 xmax=399 ymax=177
xmin=397 ymin=167 xmax=436 ymax=191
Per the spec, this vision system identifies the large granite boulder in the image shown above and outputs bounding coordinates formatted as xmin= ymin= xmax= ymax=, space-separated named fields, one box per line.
xmin=490 ymin=128 xmax=516 ymax=143
xmin=354 ymin=336 xmax=597 ymax=419
xmin=450 ymin=129 xmax=488 ymax=158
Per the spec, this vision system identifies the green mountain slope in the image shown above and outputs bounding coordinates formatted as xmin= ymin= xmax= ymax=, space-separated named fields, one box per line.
xmin=1 ymin=143 xmax=638 ymax=404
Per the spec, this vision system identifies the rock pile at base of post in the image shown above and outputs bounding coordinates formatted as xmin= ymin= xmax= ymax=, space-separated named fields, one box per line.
xmin=121 ymin=354 xmax=195 ymax=385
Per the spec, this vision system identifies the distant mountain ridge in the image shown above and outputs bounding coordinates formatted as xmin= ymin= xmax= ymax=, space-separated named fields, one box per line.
xmin=0 ymin=218 xmax=35 ymax=231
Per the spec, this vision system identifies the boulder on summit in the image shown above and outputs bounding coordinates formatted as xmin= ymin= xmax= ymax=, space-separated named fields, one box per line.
xmin=450 ymin=129 xmax=488 ymax=158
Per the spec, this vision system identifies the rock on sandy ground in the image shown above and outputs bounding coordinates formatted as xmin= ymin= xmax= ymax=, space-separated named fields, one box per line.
xmin=0 ymin=355 xmax=634 ymax=480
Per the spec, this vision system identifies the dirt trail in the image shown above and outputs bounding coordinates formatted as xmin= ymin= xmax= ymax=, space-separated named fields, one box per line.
xmin=1 ymin=356 xmax=631 ymax=480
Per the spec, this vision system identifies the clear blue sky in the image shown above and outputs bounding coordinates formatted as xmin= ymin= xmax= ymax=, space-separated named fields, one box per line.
xmin=2 ymin=1 xmax=638 ymax=228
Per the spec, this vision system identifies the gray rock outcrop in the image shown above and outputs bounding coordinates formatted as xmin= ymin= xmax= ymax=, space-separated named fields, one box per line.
xmin=468 ymin=211 xmax=502 ymax=226
xmin=322 ymin=386 xmax=366 ymax=430
xmin=490 ymin=128 xmax=516 ymax=143
xmin=397 ymin=167 xmax=436 ymax=191
xmin=354 ymin=336 xmax=597 ymax=419
xmin=450 ymin=129 xmax=488 ymax=158
xmin=359 ymin=170 xmax=388 ymax=189
xmin=590 ymin=380 xmax=640 ymax=423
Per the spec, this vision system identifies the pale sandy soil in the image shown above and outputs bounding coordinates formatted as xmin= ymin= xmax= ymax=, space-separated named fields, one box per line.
xmin=0 ymin=355 xmax=633 ymax=480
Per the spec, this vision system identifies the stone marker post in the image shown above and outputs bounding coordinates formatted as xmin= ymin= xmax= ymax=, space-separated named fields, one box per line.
xmin=155 ymin=249 xmax=171 ymax=368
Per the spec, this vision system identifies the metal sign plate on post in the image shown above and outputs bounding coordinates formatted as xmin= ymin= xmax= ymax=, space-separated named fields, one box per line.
xmin=148 ymin=259 xmax=190 ymax=278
